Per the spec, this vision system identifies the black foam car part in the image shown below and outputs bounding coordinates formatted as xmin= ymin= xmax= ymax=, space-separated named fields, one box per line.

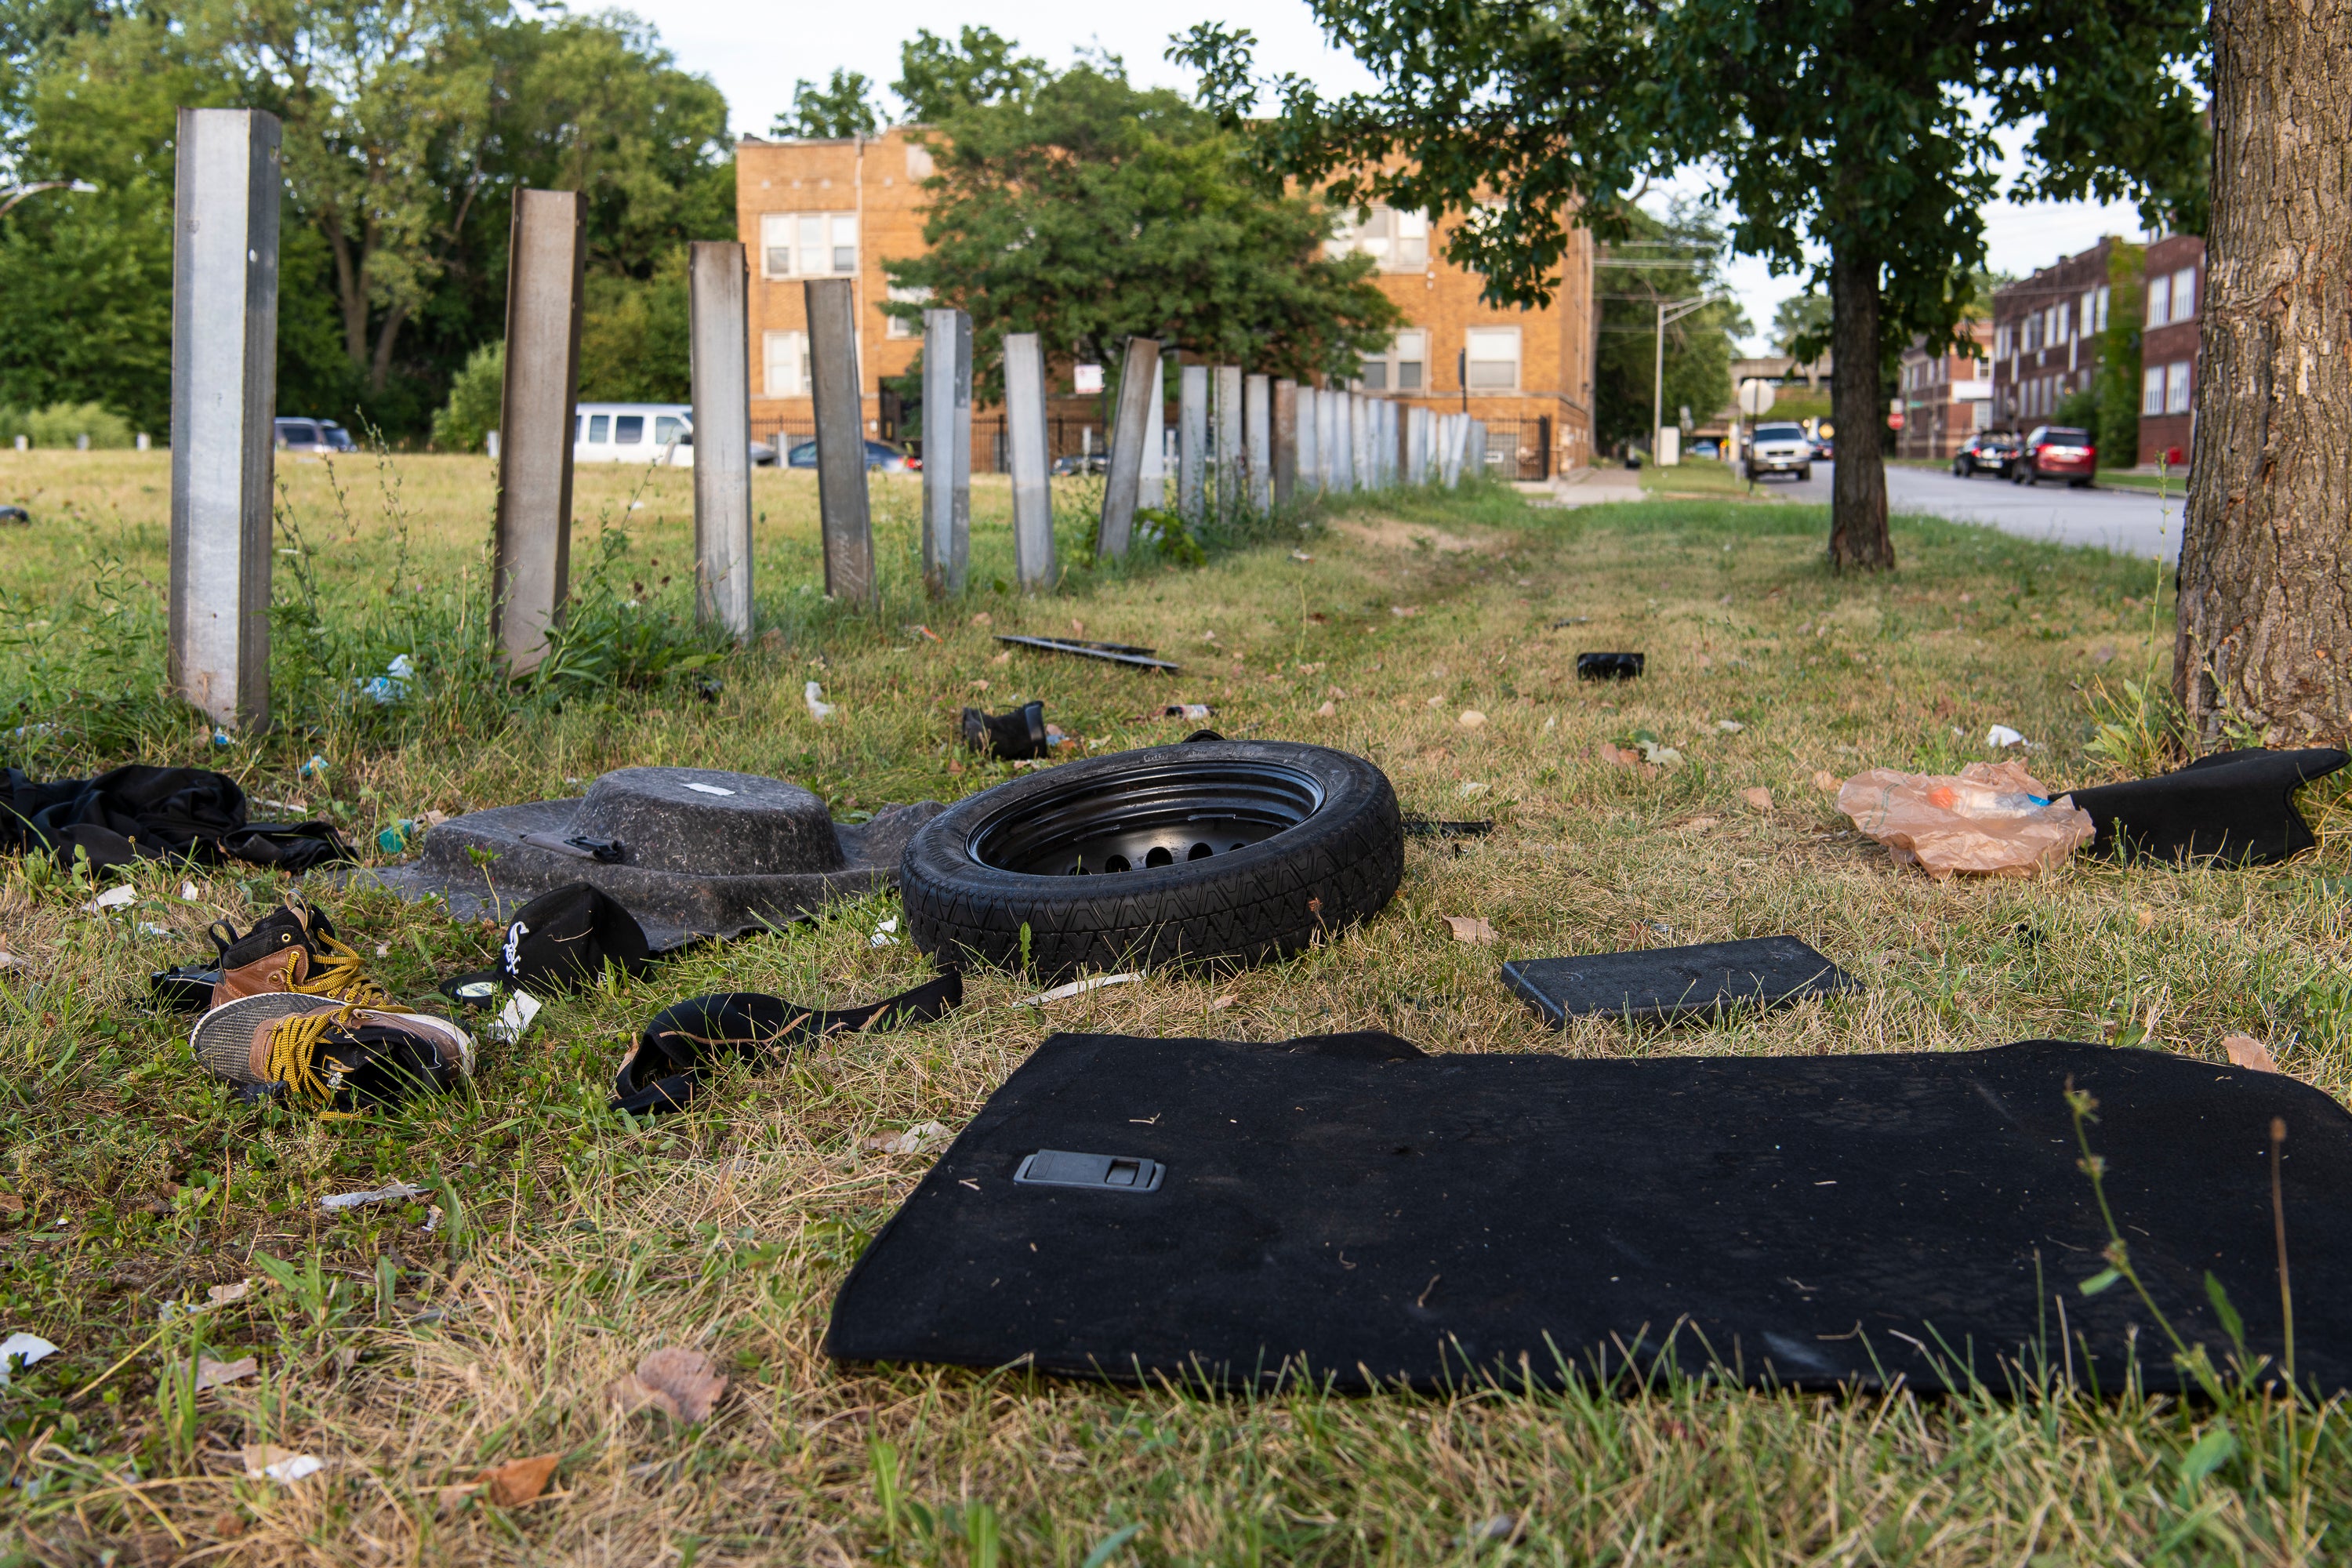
xmin=612 ymin=971 xmax=962 ymax=1115
xmin=828 ymin=1031 xmax=2352 ymax=1395
xmin=1502 ymin=936 xmax=1858 ymax=1025
xmin=1577 ymin=652 xmax=1645 ymax=680
xmin=2065 ymin=747 xmax=2347 ymax=866
xmin=962 ymin=702 xmax=1051 ymax=760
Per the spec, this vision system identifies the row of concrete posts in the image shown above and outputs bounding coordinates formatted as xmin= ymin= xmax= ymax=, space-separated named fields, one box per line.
xmin=162 ymin=110 xmax=1490 ymax=731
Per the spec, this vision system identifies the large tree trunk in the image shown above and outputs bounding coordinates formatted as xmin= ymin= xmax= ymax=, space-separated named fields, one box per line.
xmin=1828 ymin=245 xmax=1893 ymax=571
xmin=2175 ymin=0 xmax=2352 ymax=746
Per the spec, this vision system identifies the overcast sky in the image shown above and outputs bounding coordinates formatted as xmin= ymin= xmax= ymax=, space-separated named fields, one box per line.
xmin=625 ymin=0 xmax=2152 ymax=354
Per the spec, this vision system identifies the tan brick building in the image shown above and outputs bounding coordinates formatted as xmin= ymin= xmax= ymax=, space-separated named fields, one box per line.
xmin=2136 ymin=232 xmax=2204 ymax=470
xmin=1895 ymin=321 xmax=1993 ymax=460
xmin=735 ymin=128 xmax=1595 ymax=477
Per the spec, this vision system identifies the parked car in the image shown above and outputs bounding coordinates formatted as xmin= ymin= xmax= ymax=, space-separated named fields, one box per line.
xmin=575 ymin=401 xmax=693 ymax=466
xmin=275 ymin=417 xmax=357 ymax=452
xmin=1953 ymin=430 xmax=2022 ymax=477
xmin=1051 ymin=452 xmax=1108 ymax=476
xmin=2011 ymin=425 xmax=2096 ymax=487
xmin=784 ymin=438 xmax=916 ymax=473
xmin=1809 ymin=435 xmax=1835 ymax=460
xmin=1690 ymin=438 xmax=1719 ymax=459
xmin=1745 ymin=422 xmax=1813 ymax=482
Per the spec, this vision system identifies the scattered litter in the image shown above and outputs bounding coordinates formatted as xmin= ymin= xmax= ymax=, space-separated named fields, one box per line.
xmin=804 ymin=682 xmax=837 ymax=721
xmin=194 ymin=1354 xmax=259 ymax=1392
xmin=609 ymin=1347 xmax=727 ymax=1424
xmin=0 ymin=505 xmax=28 ymax=525
xmin=1506 ymin=935 xmax=1859 ymax=1025
xmin=1016 ymin=973 xmax=1143 ymax=1007
xmin=1742 ymin=787 xmax=1775 ymax=812
xmin=912 ymin=624 xmax=942 ymax=644
xmin=993 ymin=633 xmax=1180 ymax=673
xmin=1639 ymin=740 xmax=1683 ymax=767
xmin=241 ymin=1444 xmax=322 ymax=1483
xmin=481 ymin=1453 xmax=561 ymax=1507
xmin=1987 ymin=724 xmax=2027 ymax=749
xmin=214 ymin=731 xmax=234 ymax=748
xmin=1145 ymin=703 xmax=1213 ymax=720
xmin=1457 ymin=782 xmax=1489 ymax=797
xmin=484 ymin=989 xmax=542 ymax=1045
xmin=1577 ymin=652 xmax=1645 ymax=681
xmin=964 ymin=701 xmax=1051 ymax=760
xmin=1390 ymin=605 xmax=1419 ymax=617
xmin=1543 ymin=716 xmax=1555 ymax=731
xmin=355 ymin=653 xmax=415 ymax=706
xmin=1550 ymin=617 xmax=1592 ymax=629
xmin=1289 ymin=550 xmax=1314 ymax=562
xmin=180 ymin=880 xmax=199 ymax=901
xmin=683 ymin=781 xmax=738 ymax=797
xmin=1837 ymin=763 xmax=2094 ymax=880
xmin=299 ymin=753 xmax=328 ymax=778
xmin=1457 ymin=710 xmax=1487 ymax=730
xmin=870 ymin=916 xmax=902 ymax=948
xmin=1401 ymin=816 xmax=1493 ymax=839
xmin=2222 ymin=1035 xmax=2279 ymax=1073
xmin=138 ymin=921 xmax=170 ymax=936
xmin=863 ymin=1120 xmax=950 ymax=1156
xmin=85 ymin=884 xmax=136 ymax=913
xmin=1717 ymin=720 xmax=1744 ymax=733
xmin=421 ymin=1204 xmax=445 ymax=1235
xmin=1441 ymin=915 xmax=1498 ymax=944
xmin=0 ymin=953 xmax=16 ymax=969
xmin=320 ymin=1181 xmax=428 ymax=1213
xmin=0 ymin=1332 xmax=56 ymax=1385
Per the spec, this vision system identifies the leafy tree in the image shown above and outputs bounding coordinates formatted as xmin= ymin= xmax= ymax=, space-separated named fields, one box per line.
xmin=1770 ymin=294 xmax=1830 ymax=357
xmin=884 ymin=53 xmax=1401 ymax=397
xmin=1592 ymin=205 xmax=1745 ymax=453
xmin=1179 ymin=2 xmax=2205 ymax=570
xmin=891 ymin=26 xmax=1044 ymax=122
xmin=775 ymin=67 xmax=878 ymax=140
xmin=429 ymin=336 xmax=501 ymax=451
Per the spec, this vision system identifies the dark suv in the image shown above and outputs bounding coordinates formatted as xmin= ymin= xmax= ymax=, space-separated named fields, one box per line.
xmin=1952 ymin=430 xmax=2020 ymax=477
xmin=2011 ymin=426 xmax=2096 ymax=488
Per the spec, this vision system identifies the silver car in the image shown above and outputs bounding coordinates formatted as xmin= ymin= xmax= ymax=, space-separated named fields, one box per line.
xmin=1745 ymin=422 xmax=1813 ymax=482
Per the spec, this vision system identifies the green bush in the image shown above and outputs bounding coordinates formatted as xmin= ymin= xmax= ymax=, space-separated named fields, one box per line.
xmin=0 ymin=401 xmax=136 ymax=448
xmin=430 ymin=340 xmax=504 ymax=452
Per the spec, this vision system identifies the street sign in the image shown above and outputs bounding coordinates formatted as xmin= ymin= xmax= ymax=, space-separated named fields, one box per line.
xmin=1887 ymin=410 xmax=1906 ymax=430
xmin=1737 ymin=378 xmax=1775 ymax=416
xmin=1074 ymin=363 xmax=1105 ymax=394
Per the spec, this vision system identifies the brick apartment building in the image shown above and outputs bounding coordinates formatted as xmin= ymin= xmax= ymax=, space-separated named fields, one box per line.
xmin=1991 ymin=238 xmax=2122 ymax=431
xmin=1895 ymin=321 xmax=1993 ymax=460
xmin=734 ymin=127 xmax=1596 ymax=477
xmin=2136 ymin=232 xmax=2205 ymax=469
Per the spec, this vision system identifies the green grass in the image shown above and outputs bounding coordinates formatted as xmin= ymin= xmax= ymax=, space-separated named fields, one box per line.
xmin=1 ymin=450 xmax=2347 ymax=1563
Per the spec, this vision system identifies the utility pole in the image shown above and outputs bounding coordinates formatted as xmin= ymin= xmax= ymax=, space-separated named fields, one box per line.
xmin=1652 ymin=294 xmax=1718 ymax=462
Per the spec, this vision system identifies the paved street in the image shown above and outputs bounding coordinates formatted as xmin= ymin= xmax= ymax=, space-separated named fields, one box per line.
xmin=1769 ymin=462 xmax=2185 ymax=561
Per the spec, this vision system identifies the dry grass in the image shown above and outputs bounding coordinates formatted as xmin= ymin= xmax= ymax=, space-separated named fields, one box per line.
xmin=2 ymin=451 xmax=2349 ymax=1564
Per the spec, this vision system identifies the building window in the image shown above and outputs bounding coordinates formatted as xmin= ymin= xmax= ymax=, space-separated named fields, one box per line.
xmin=764 ymin=330 xmax=809 ymax=397
xmin=655 ymin=416 xmax=688 ymax=446
xmin=1326 ymin=205 xmax=1431 ymax=271
xmin=2142 ymin=366 xmax=2165 ymax=416
xmin=586 ymin=414 xmax=610 ymax=443
xmin=2170 ymin=267 xmax=2198 ymax=324
xmin=2095 ymin=285 xmax=2111 ymax=332
xmin=2165 ymin=360 xmax=2193 ymax=414
xmin=1357 ymin=328 xmax=1428 ymax=391
xmin=1464 ymin=326 xmax=1521 ymax=390
xmin=2147 ymin=281 xmax=2170 ymax=328
xmin=884 ymin=284 xmax=931 ymax=339
xmin=759 ymin=212 xmax=858 ymax=279
xmin=613 ymin=415 xmax=644 ymax=445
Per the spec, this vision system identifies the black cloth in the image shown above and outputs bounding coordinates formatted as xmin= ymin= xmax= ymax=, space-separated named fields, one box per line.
xmin=962 ymin=702 xmax=1051 ymax=760
xmin=441 ymin=882 xmax=653 ymax=1004
xmin=612 ymin=971 xmax=963 ymax=1115
xmin=0 ymin=766 xmax=354 ymax=873
xmin=2066 ymin=747 xmax=2347 ymax=866
xmin=827 ymin=1032 xmax=2352 ymax=1395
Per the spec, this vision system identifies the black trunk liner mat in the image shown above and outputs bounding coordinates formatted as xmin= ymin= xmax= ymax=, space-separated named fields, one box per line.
xmin=826 ymin=1033 xmax=2352 ymax=1394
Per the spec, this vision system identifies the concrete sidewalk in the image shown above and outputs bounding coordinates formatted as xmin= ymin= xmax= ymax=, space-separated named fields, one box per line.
xmin=1518 ymin=466 xmax=1645 ymax=508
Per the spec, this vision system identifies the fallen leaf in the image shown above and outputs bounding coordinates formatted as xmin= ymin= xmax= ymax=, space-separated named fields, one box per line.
xmin=1457 ymin=710 xmax=1487 ymax=730
xmin=480 ymin=1452 xmax=560 ymax=1507
xmin=1313 ymin=700 xmax=1337 ymax=717
xmin=968 ymin=679 xmax=989 ymax=691
xmin=1425 ymin=693 xmax=1446 ymax=709
xmin=1716 ymin=718 xmax=1744 ymax=732
xmin=195 ymin=1355 xmax=258 ymax=1392
xmin=2221 ymin=1035 xmax=2278 ymax=1073
xmin=1697 ymin=654 xmax=1715 ymax=670
xmin=1742 ymin=787 xmax=1775 ymax=813
xmin=611 ymin=1347 xmax=727 ymax=1424
xmin=990 ymin=650 xmax=1011 ymax=666
xmin=971 ymin=612 xmax=992 ymax=626
xmin=1210 ymin=993 xmax=1239 ymax=1011
xmin=2132 ymin=906 xmax=2155 ymax=931
xmin=0 ymin=1193 xmax=22 ymax=1216
xmin=1596 ymin=742 xmax=1653 ymax=771
xmin=1813 ymin=770 xmax=1841 ymax=793
xmin=1328 ymin=686 xmax=1350 ymax=700
xmin=1440 ymin=915 xmax=1497 ymax=944
xmin=1070 ymin=619 xmax=1086 ymax=636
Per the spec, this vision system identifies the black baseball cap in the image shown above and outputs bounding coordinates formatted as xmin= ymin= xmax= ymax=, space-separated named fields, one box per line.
xmin=440 ymin=882 xmax=655 ymax=1005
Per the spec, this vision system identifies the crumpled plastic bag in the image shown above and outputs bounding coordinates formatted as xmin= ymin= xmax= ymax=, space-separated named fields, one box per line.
xmin=1835 ymin=761 xmax=2094 ymax=879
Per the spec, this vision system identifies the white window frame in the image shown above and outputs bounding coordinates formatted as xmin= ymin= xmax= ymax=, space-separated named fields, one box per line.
xmin=1356 ymin=328 xmax=1429 ymax=393
xmin=1464 ymin=326 xmax=1521 ymax=390
xmin=2169 ymin=267 xmax=2197 ymax=324
xmin=2095 ymin=285 xmax=2111 ymax=332
xmin=2147 ymin=281 xmax=2170 ymax=328
xmin=2165 ymin=360 xmax=2193 ymax=415
xmin=758 ymin=212 xmax=860 ymax=280
xmin=884 ymin=284 xmax=931 ymax=339
xmin=1326 ymin=205 xmax=1432 ymax=272
xmin=764 ymin=330 xmax=809 ymax=397
xmin=2142 ymin=366 xmax=2166 ymax=416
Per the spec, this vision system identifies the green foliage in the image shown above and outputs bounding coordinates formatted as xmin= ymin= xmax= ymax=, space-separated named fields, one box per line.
xmin=892 ymin=26 xmax=1044 ymax=123
xmin=885 ymin=49 xmax=1403 ymax=398
xmin=1593 ymin=205 xmax=1747 ymax=452
xmin=1131 ymin=507 xmax=1206 ymax=568
xmin=0 ymin=400 xmax=134 ymax=447
xmin=579 ymin=250 xmax=692 ymax=402
xmin=525 ymin=526 xmax=727 ymax=702
xmin=777 ymin=67 xmax=880 ymax=140
xmin=430 ymin=339 xmax=503 ymax=453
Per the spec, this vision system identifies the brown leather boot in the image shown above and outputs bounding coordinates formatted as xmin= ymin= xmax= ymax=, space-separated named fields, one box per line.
xmin=206 ymin=899 xmax=384 ymax=1009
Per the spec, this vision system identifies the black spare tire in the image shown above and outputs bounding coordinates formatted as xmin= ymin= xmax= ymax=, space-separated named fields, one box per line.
xmin=900 ymin=739 xmax=1403 ymax=980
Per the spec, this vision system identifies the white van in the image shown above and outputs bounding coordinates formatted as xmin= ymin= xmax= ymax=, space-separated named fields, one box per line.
xmin=574 ymin=401 xmax=692 ymax=467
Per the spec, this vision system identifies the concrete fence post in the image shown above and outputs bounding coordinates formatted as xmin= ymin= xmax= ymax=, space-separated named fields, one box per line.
xmin=169 ymin=107 xmax=281 ymax=729
xmin=921 ymin=307 xmax=972 ymax=596
xmin=1469 ymin=419 xmax=1490 ymax=478
xmin=688 ymin=241 xmax=754 ymax=641
xmin=491 ymin=187 xmax=586 ymax=676
xmin=1098 ymin=336 xmax=1160 ymax=559
xmin=1334 ymin=393 xmax=1355 ymax=493
xmin=1141 ymin=368 xmax=1167 ymax=510
xmin=1213 ymin=365 xmax=1243 ymax=524
xmin=1178 ymin=365 xmax=1208 ymax=521
xmin=1004 ymin=331 xmax=1054 ymax=587
xmin=1312 ymin=390 xmax=1334 ymax=493
xmin=1378 ymin=402 xmax=1395 ymax=488
xmin=1271 ymin=379 xmax=1298 ymax=506
xmin=1243 ymin=373 xmax=1272 ymax=514
xmin=806 ymin=277 xmax=876 ymax=603
xmin=1441 ymin=415 xmax=1464 ymax=488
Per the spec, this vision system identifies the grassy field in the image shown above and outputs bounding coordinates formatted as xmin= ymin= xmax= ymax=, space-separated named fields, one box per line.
xmin=2 ymin=448 xmax=2348 ymax=1565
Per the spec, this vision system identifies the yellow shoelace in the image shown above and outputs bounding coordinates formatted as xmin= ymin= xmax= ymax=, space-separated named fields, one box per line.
xmin=289 ymin=931 xmax=389 ymax=1008
xmin=265 ymin=1004 xmax=364 ymax=1117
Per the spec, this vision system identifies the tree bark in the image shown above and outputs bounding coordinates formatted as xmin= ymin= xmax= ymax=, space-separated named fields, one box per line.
xmin=2175 ymin=0 xmax=2352 ymax=746
xmin=1828 ymin=245 xmax=1894 ymax=571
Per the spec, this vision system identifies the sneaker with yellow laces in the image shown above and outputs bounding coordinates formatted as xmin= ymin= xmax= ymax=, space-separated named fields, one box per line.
xmin=191 ymin=993 xmax=474 ymax=1111
xmin=157 ymin=898 xmax=390 ymax=1013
